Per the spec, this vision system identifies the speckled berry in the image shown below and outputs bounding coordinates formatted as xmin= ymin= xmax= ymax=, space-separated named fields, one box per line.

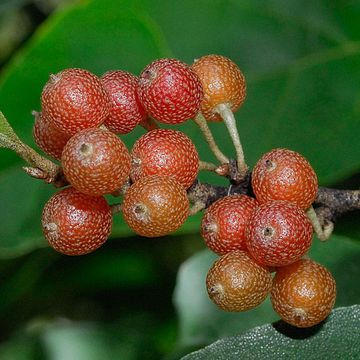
xmin=137 ymin=58 xmax=203 ymax=124
xmin=252 ymin=148 xmax=318 ymax=209
xmin=245 ymin=201 xmax=313 ymax=267
xmin=42 ymin=187 xmax=112 ymax=255
xmin=206 ymin=250 xmax=272 ymax=312
xmin=41 ymin=68 xmax=110 ymax=136
xmin=271 ymin=259 xmax=336 ymax=327
xmin=33 ymin=111 xmax=71 ymax=160
xmin=201 ymin=195 xmax=258 ymax=255
xmin=191 ymin=54 xmax=246 ymax=121
xmin=130 ymin=129 xmax=199 ymax=189
xmin=101 ymin=70 xmax=147 ymax=134
xmin=61 ymin=128 xmax=131 ymax=196
xmin=122 ymin=175 xmax=189 ymax=237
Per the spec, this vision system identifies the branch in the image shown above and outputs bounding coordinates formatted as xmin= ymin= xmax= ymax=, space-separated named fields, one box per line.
xmin=187 ymin=174 xmax=360 ymax=238
xmin=0 ymin=111 xmax=65 ymax=186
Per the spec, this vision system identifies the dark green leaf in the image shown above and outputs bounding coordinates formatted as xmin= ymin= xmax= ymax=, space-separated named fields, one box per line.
xmin=145 ymin=0 xmax=360 ymax=184
xmin=174 ymin=234 xmax=360 ymax=349
xmin=181 ymin=305 xmax=360 ymax=360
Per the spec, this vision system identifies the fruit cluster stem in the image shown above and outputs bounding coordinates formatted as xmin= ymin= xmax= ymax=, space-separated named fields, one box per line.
xmin=215 ymin=103 xmax=248 ymax=178
xmin=187 ymin=179 xmax=360 ymax=233
xmin=199 ymin=160 xmax=218 ymax=172
xmin=0 ymin=111 xmax=64 ymax=185
xmin=193 ymin=113 xmax=229 ymax=164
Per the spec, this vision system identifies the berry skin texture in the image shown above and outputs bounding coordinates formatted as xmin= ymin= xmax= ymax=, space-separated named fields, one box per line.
xmin=42 ymin=187 xmax=112 ymax=255
xmin=137 ymin=58 xmax=203 ymax=124
xmin=201 ymin=195 xmax=258 ymax=255
xmin=271 ymin=259 xmax=336 ymax=328
xmin=122 ymin=175 xmax=189 ymax=237
xmin=33 ymin=111 xmax=71 ymax=161
xmin=246 ymin=201 xmax=313 ymax=267
xmin=41 ymin=68 xmax=110 ymax=136
xmin=61 ymin=128 xmax=131 ymax=197
xmin=252 ymin=148 xmax=318 ymax=209
xmin=130 ymin=129 xmax=199 ymax=189
xmin=191 ymin=54 xmax=246 ymax=121
xmin=101 ymin=70 xmax=147 ymax=134
xmin=206 ymin=250 xmax=272 ymax=312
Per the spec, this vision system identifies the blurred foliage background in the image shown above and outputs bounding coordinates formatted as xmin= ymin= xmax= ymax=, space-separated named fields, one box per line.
xmin=0 ymin=0 xmax=359 ymax=359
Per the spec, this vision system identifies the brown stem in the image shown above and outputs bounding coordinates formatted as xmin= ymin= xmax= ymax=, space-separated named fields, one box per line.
xmin=139 ymin=117 xmax=159 ymax=131
xmin=187 ymin=178 xmax=360 ymax=235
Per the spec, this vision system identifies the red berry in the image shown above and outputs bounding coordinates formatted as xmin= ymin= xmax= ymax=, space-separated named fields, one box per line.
xmin=271 ymin=259 xmax=336 ymax=327
xmin=137 ymin=58 xmax=203 ymax=124
xmin=130 ymin=129 xmax=199 ymax=189
xmin=42 ymin=187 xmax=112 ymax=255
xmin=122 ymin=175 xmax=189 ymax=237
xmin=41 ymin=68 xmax=110 ymax=136
xmin=61 ymin=128 xmax=131 ymax=196
xmin=245 ymin=201 xmax=313 ymax=267
xmin=201 ymin=194 xmax=258 ymax=255
xmin=33 ymin=111 xmax=71 ymax=160
xmin=101 ymin=70 xmax=147 ymax=134
xmin=191 ymin=54 xmax=246 ymax=121
xmin=252 ymin=148 xmax=318 ymax=209
xmin=206 ymin=250 xmax=272 ymax=312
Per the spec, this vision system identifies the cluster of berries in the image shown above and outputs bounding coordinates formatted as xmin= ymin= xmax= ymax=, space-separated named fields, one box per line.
xmin=36 ymin=55 xmax=242 ymax=255
xmin=32 ymin=53 xmax=336 ymax=329
xmin=203 ymin=149 xmax=336 ymax=328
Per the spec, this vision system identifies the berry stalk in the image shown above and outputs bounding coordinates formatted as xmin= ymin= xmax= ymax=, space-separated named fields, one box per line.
xmin=215 ymin=103 xmax=248 ymax=178
xmin=199 ymin=160 xmax=218 ymax=172
xmin=193 ymin=112 xmax=229 ymax=164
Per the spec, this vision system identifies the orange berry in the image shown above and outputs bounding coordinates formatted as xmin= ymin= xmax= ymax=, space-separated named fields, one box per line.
xmin=130 ymin=129 xmax=199 ymax=189
xmin=61 ymin=128 xmax=131 ymax=196
xmin=192 ymin=54 xmax=246 ymax=121
xmin=33 ymin=111 xmax=71 ymax=161
xmin=42 ymin=187 xmax=112 ymax=255
xmin=252 ymin=148 xmax=318 ymax=209
xmin=271 ymin=259 xmax=336 ymax=327
xmin=201 ymin=195 xmax=258 ymax=255
xmin=122 ymin=175 xmax=189 ymax=237
xmin=206 ymin=251 xmax=272 ymax=312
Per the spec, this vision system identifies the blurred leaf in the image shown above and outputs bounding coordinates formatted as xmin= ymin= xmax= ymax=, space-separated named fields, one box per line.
xmin=0 ymin=0 xmax=30 ymax=13
xmin=1 ymin=0 xmax=360 ymax=256
xmin=0 ymin=314 xmax=163 ymax=360
xmin=40 ymin=316 xmax=160 ymax=360
xmin=173 ymin=234 xmax=360 ymax=351
xmin=181 ymin=305 xmax=360 ymax=360
xmin=144 ymin=0 xmax=360 ymax=184
xmin=0 ymin=334 xmax=39 ymax=360
xmin=0 ymin=167 xmax=50 ymax=258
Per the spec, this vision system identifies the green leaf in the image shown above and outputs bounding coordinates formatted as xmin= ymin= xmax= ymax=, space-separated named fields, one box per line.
xmin=181 ymin=305 xmax=360 ymax=360
xmin=0 ymin=314 xmax=163 ymax=360
xmin=144 ymin=0 xmax=360 ymax=185
xmin=173 ymin=234 xmax=360 ymax=351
